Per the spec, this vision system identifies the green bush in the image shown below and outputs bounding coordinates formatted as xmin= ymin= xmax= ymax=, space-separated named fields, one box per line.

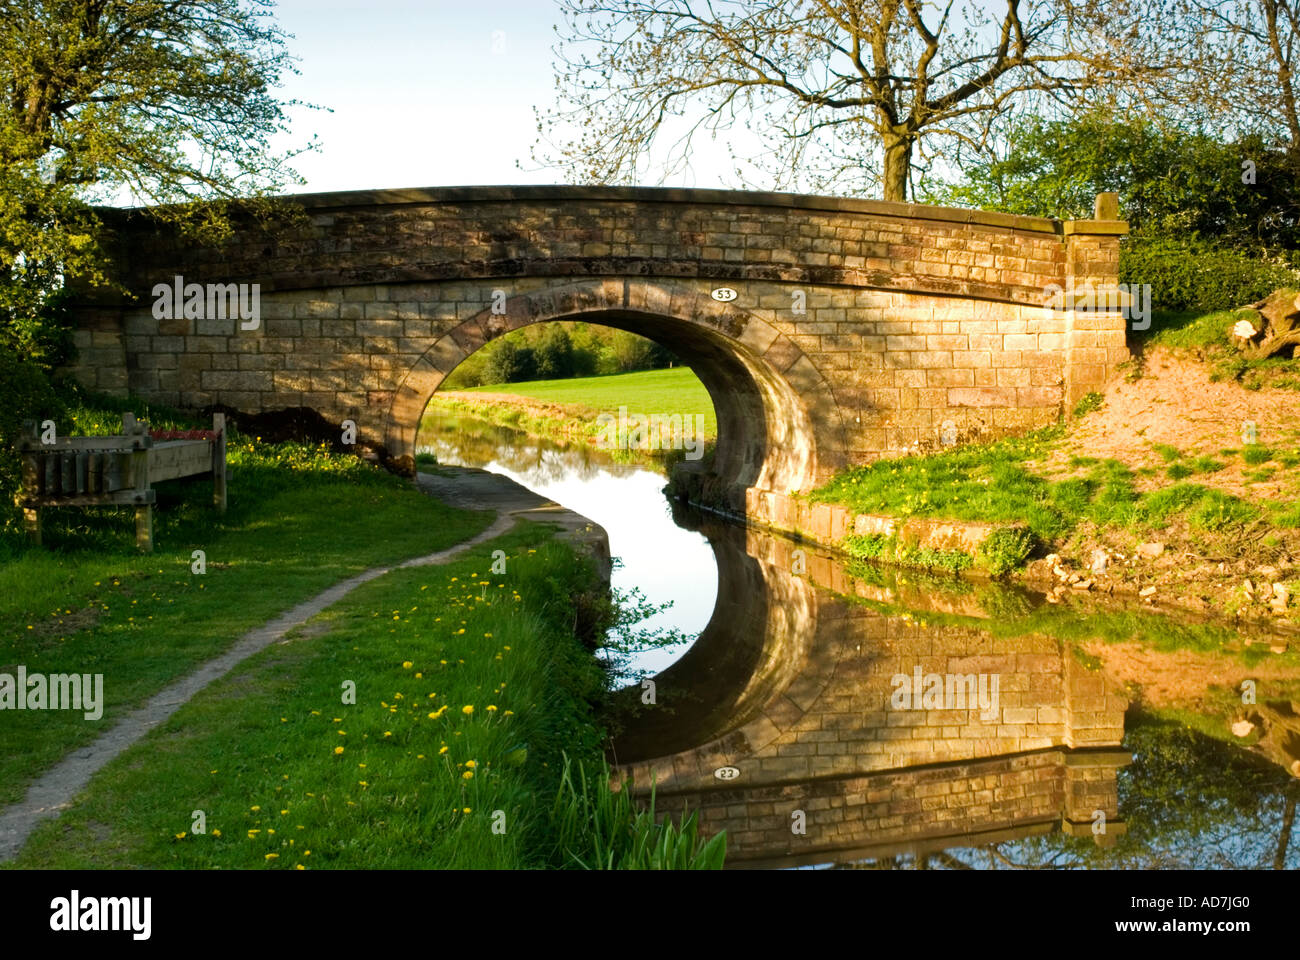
xmin=979 ymin=526 xmax=1037 ymax=577
xmin=533 ymin=324 xmax=575 ymax=380
xmin=1121 ymin=235 xmax=1300 ymax=313
xmin=483 ymin=339 xmax=537 ymax=384
xmin=0 ymin=346 xmax=65 ymax=532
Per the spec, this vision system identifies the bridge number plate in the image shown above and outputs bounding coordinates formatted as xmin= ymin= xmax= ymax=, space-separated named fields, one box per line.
xmin=713 ymin=765 xmax=741 ymax=781
xmin=710 ymin=287 xmax=738 ymax=302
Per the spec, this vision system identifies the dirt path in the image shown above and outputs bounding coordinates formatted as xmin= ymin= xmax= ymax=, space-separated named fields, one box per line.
xmin=0 ymin=467 xmax=608 ymax=862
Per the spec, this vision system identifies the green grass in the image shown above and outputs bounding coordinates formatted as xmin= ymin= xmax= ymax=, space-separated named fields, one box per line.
xmin=7 ymin=525 xmax=626 ymax=869
xmin=1072 ymin=391 xmax=1105 ymax=417
xmin=812 ymin=427 xmax=1067 ymax=540
xmin=465 ymin=364 xmax=712 ymax=424
xmin=1143 ymin=306 xmax=1258 ymax=352
xmin=840 ymin=533 xmax=975 ymax=575
xmin=0 ymin=414 xmax=493 ymax=808
xmin=457 ymin=367 xmax=718 ymax=439
xmin=427 ymin=368 xmax=718 ymax=471
xmin=1166 ymin=454 xmax=1226 ymax=479
xmin=811 ymin=427 xmax=1262 ymax=556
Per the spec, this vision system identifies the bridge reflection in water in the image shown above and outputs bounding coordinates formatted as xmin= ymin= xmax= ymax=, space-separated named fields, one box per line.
xmin=610 ymin=512 xmax=1132 ymax=869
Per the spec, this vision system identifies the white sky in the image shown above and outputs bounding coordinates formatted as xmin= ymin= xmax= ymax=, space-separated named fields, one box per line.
xmin=270 ymin=0 xmax=748 ymax=194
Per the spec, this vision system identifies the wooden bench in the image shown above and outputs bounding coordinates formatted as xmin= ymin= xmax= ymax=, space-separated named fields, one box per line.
xmin=17 ymin=412 xmax=228 ymax=552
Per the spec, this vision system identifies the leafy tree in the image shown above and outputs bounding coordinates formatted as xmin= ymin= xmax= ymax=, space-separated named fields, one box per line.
xmin=609 ymin=328 xmax=671 ymax=372
xmin=483 ymin=339 xmax=539 ymax=384
xmin=534 ymin=324 xmax=576 ymax=380
xmin=0 ymin=0 xmax=317 ymax=362
xmin=924 ymin=109 xmax=1300 ymax=248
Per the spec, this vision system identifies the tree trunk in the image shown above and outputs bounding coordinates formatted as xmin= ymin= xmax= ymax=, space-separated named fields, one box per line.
xmin=1238 ymin=289 xmax=1300 ymax=360
xmin=881 ymin=132 xmax=912 ymax=203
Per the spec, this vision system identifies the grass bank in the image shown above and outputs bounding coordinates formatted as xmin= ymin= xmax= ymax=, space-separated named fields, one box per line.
xmin=4 ymin=393 xmax=726 ymax=869
xmin=0 ymin=394 xmax=494 ymax=808
xmin=425 ymin=368 xmax=717 ymax=469
xmin=7 ymin=522 xmax=722 ymax=869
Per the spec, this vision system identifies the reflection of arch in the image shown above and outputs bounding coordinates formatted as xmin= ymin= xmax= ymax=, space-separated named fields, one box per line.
xmin=383 ymin=278 xmax=847 ymax=506
xmin=610 ymin=512 xmax=845 ymax=779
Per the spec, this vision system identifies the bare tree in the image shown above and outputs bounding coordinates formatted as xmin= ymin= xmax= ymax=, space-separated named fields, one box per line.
xmin=532 ymin=0 xmax=1152 ymax=201
xmin=1132 ymin=1 xmax=1300 ymax=159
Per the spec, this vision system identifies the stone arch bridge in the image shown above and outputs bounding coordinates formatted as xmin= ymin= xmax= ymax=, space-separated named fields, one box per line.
xmin=64 ymin=186 xmax=1128 ymax=511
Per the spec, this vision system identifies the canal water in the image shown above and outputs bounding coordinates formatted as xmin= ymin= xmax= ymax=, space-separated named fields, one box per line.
xmin=420 ymin=408 xmax=1300 ymax=870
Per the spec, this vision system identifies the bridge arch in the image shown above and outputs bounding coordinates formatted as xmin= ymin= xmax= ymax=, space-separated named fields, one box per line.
xmin=388 ymin=278 xmax=845 ymax=504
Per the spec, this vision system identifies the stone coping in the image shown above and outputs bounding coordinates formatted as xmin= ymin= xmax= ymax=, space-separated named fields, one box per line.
xmin=95 ymin=183 xmax=1116 ymax=236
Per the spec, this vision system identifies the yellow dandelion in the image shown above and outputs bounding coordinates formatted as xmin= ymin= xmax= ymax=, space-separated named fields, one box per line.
xmin=439 ymin=746 xmax=449 ymax=755
xmin=334 ymin=746 xmax=344 ymax=754
xmin=487 ymin=705 xmax=498 ymax=712
xmin=462 ymin=705 xmax=474 ymax=715
xmin=402 ymin=661 xmax=413 ymax=669
xmin=465 ymin=759 xmax=477 ymax=769
xmin=213 ymin=830 xmax=222 ymax=837
xmin=462 ymin=770 xmax=474 ymax=780
xmin=265 ymin=853 xmax=278 ymax=860
xmin=174 ymin=832 xmax=186 ymax=840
